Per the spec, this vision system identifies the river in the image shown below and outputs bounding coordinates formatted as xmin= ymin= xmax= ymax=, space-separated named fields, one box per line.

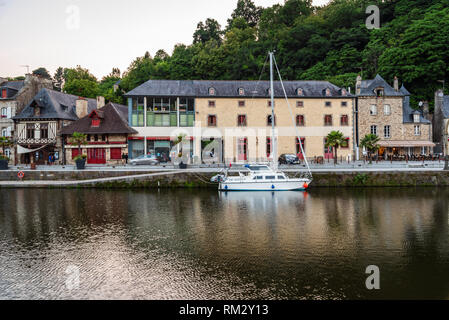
xmin=0 ymin=188 xmax=448 ymax=299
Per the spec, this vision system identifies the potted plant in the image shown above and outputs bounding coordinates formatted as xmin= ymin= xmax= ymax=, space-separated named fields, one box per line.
xmin=360 ymin=134 xmax=380 ymax=164
xmin=69 ymin=132 xmax=88 ymax=170
xmin=173 ymin=134 xmax=188 ymax=169
xmin=74 ymin=154 xmax=87 ymax=170
xmin=0 ymin=136 xmax=13 ymax=170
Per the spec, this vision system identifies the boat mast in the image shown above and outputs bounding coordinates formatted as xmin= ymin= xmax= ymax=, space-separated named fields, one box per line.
xmin=269 ymin=52 xmax=277 ymax=171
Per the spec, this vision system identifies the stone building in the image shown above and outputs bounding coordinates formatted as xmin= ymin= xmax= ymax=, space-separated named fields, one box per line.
xmin=13 ymin=89 xmax=98 ymax=165
xmin=0 ymin=74 xmax=52 ymax=162
xmin=125 ymin=80 xmax=355 ymax=163
xmin=356 ymin=74 xmax=434 ymax=158
xmin=61 ymin=102 xmax=136 ymax=165
xmin=433 ymin=89 xmax=449 ymax=155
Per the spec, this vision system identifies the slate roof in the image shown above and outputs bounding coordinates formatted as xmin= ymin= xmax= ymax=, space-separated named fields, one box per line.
xmin=13 ymin=88 xmax=97 ymax=121
xmin=0 ymin=80 xmax=25 ymax=99
xmin=61 ymin=103 xmax=137 ymax=135
xmin=442 ymin=95 xmax=449 ymax=118
xmin=401 ymin=86 xmax=431 ymax=124
xmin=125 ymin=80 xmax=352 ymax=98
xmin=359 ymin=74 xmax=404 ymax=97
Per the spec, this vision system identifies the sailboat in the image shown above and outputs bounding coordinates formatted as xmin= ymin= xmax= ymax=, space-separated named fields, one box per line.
xmin=214 ymin=52 xmax=313 ymax=191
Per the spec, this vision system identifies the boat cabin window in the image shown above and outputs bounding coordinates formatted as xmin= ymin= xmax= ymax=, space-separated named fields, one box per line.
xmin=248 ymin=165 xmax=270 ymax=171
xmin=277 ymin=176 xmax=286 ymax=180
xmin=253 ymin=176 xmax=263 ymax=180
xmin=265 ymin=176 xmax=276 ymax=180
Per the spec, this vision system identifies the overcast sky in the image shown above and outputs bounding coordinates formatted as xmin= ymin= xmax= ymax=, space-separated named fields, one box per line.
xmin=0 ymin=0 xmax=330 ymax=79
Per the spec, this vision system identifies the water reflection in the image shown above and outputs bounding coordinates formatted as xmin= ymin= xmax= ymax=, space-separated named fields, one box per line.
xmin=0 ymin=188 xmax=448 ymax=299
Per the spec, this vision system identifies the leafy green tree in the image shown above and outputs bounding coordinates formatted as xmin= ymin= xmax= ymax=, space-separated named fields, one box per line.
xmin=360 ymin=134 xmax=380 ymax=164
xmin=32 ymin=67 xmax=51 ymax=79
xmin=193 ymin=18 xmax=222 ymax=44
xmin=69 ymin=132 xmax=88 ymax=160
xmin=53 ymin=67 xmax=65 ymax=92
xmin=325 ymin=130 xmax=346 ymax=165
xmin=227 ymin=0 xmax=262 ymax=30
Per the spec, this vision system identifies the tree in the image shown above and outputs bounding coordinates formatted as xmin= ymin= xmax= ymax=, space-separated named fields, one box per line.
xmin=227 ymin=0 xmax=262 ymax=30
xmin=360 ymin=134 xmax=380 ymax=164
xmin=63 ymin=66 xmax=99 ymax=98
xmin=69 ymin=132 xmax=88 ymax=160
xmin=53 ymin=67 xmax=65 ymax=92
xmin=325 ymin=131 xmax=346 ymax=165
xmin=193 ymin=18 xmax=222 ymax=44
xmin=32 ymin=67 xmax=51 ymax=79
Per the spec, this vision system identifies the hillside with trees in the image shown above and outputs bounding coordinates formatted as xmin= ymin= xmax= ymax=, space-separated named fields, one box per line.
xmin=58 ymin=0 xmax=448 ymax=109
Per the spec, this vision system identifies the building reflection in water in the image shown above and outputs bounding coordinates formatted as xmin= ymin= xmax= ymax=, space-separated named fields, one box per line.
xmin=0 ymin=188 xmax=448 ymax=299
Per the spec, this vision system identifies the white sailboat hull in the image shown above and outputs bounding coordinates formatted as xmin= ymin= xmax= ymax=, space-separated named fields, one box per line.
xmin=219 ymin=179 xmax=310 ymax=191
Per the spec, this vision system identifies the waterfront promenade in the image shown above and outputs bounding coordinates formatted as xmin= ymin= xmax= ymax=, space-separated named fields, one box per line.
xmin=0 ymin=161 xmax=447 ymax=188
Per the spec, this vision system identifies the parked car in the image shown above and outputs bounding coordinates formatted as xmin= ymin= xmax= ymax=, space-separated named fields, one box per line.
xmin=130 ymin=154 xmax=160 ymax=166
xmin=279 ymin=154 xmax=300 ymax=165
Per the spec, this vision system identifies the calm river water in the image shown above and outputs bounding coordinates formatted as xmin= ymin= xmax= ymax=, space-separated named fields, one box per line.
xmin=0 ymin=188 xmax=448 ymax=300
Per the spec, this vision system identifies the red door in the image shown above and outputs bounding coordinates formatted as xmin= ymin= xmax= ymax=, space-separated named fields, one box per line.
xmin=238 ymin=138 xmax=247 ymax=161
xmin=88 ymin=149 xmax=106 ymax=164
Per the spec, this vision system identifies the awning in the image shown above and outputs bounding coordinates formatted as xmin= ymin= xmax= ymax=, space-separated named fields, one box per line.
xmin=17 ymin=144 xmax=49 ymax=154
xmin=378 ymin=141 xmax=436 ymax=148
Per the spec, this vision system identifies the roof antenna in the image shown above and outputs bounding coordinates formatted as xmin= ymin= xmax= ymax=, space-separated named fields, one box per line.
xmin=20 ymin=65 xmax=30 ymax=74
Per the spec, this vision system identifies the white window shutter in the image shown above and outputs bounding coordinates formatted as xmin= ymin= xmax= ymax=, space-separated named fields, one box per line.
xmin=6 ymin=126 xmax=11 ymax=137
xmin=6 ymin=107 xmax=12 ymax=119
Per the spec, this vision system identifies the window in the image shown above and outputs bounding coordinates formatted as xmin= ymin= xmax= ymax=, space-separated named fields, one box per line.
xmin=297 ymin=101 xmax=304 ymax=108
xmin=110 ymin=148 xmax=122 ymax=160
xmin=237 ymin=115 xmax=247 ymax=127
xmin=325 ymin=101 xmax=332 ymax=107
xmin=414 ymin=125 xmax=421 ymax=136
xmin=1 ymin=89 xmax=6 ymax=99
xmin=209 ymin=87 xmax=216 ymax=96
xmin=238 ymin=88 xmax=245 ymax=96
xmin=1 ymin=128 xmax=6 ymax=137
xmin=375 ymin=88 xmax=384 ymax=97
xmin=296 ymin=115 xmax=305 ymax=126
xmin=297 ymin=88 xmax=304 ymax=96
xmin=341 ymin=138 xmax=350 ymax=149
xmin=414 ymin=114 xmax=420 ymax=123
xmin=238 ymin=100 xmax=245 ymax=107
xmin=277 ymin=176 xmax=286 ymax=180
xmin=370 ymin=125 xmax=377 ymax=135
xmin=1 ymin=108 xmax=6 ymax=118
xmin=296 ymin=138 xmax=306 ymax=156
xmin=325 ymin=88 xmax=332 ymax=97
xmin=267 ymin=115 xmax=276 ymax=126
xmin=131 ymin=98 xmax=144 ymax=127
xmin=265 ymin=176 xmax=276 ymax=180
xmin=268 ymin=100 xmax=274 ymax=107
xmin=340 ymin=115 xmax=349 ymax=126
xmin=384 ymin=104 xmax=391 ymax=115
xmin=102 ymin=134 xmax=107 ymax=142
xmin=370 ymin=105 xmax=377 ymax=115
xmin=208 ymin=100 xmax=215 ymax=107
xmin=26 ymin=123 xmax=34 ymax=139
xmin=94 ymin=135 xmax=99 ymax=142
xmin=324 ymin=115 xmax=333 ymax=126
xmin=341 ymin=89 xmax=347 ymax=96
xmin=266 ymin=137 xmax=271 ymax=158
xmin=91 ymin=118 xmax=100 ymax=127
xmin=341 ymin=101 xmax=348 ymax=107
xmin=384 ymin=125 xmax=391 ymax=138
xmin=208 ymin=115 xmax=217 ymax=127
xmin=40 ymin=123 xmax=48 ymax=139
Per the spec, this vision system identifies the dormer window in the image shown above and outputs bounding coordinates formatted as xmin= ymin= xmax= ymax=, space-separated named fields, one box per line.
xmin=325 ymin=88 xmax=332 ymax=97
xmin=297 ymin=88 xmax=304 ymax=96
xmin=267 ymin=88 xmax=272 ymax=96
xmin=209 ymin=87 xmax=216 ymax=96
xmin=341 ymin=89 xmax=347 ymax=96
xmin=34 ymin=106 xmax=41 ymax=117
xmin=414 ymin=114 xmax=420 ymax=123
xmin=375 ymin=88 xmax=384 ymax=97
xmin=92 ymin=118 xmax=100 ymax=127
xmin=238 ymin=88 xmax=245 ymax=96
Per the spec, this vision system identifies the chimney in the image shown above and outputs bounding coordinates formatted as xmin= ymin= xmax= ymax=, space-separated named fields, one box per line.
xmin=0 ymin=77 xmax=7 ymax=86
xmin=423 ymin=101 xmax=429 ymax=117
xmin=76 ymin=98 xmax=88 ymax=119
xmin=96 ymin=96 xmax=105 ymax=109
xmin=356 ymin=75 xmax=362 ymax=95
xmin=394 ymin=76 xmax=399 ymax=92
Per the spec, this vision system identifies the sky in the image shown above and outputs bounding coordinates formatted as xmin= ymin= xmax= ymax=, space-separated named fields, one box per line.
xmin=0 ymin=0 xmax=331 ymax=79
